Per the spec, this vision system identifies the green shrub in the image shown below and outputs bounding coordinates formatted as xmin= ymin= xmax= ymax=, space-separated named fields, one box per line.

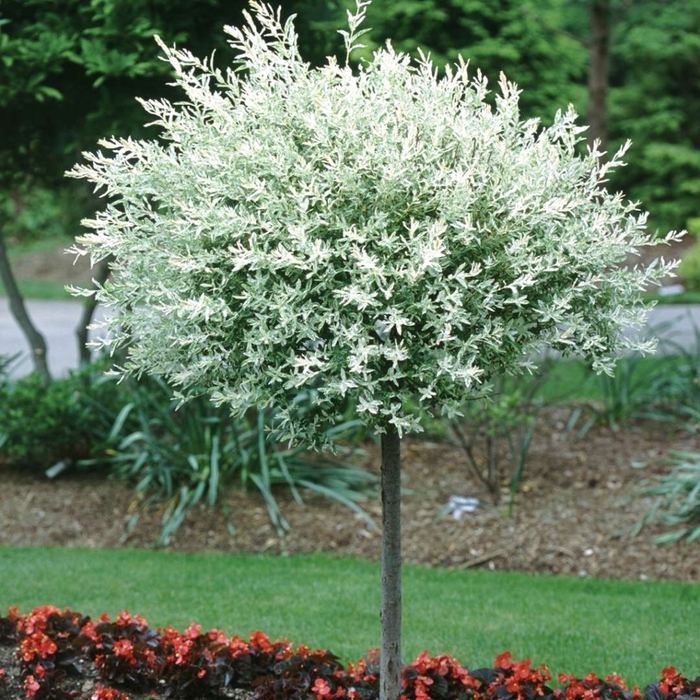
xmin=677 ymin=245 xmax=700 ymax=292
xmin=636 ymin=450 xmax=700 ymax=543
xmin=92 ymin=375 xmax=377 ymax=545
xmin=0 ymin=359 xmax=124 ymax=469
xmin=565 ymin=332 xmax=700 ymax=434
xmin=0 ymin=354 xmax=19 ymax=383
xmin=449 ymin=363 xmax=551 ymax=514
xmin=565 ymin=354 xmax=662 ymax=434
xmin=0 ymin=360 xmax=375 ymax=541
xmin=1 ymin=186 xmax=87 ymax=245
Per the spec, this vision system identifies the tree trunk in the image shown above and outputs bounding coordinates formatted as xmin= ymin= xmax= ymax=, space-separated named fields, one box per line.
xmin=587 ymin=0 xmax=610 ymax=156
xmin=380 ymin=423 xmax=402 ymax=700
xmin=0 ymin=224 xmax=51 ymax=381
xmin=76 ymin=255 xmax=113 ymax=365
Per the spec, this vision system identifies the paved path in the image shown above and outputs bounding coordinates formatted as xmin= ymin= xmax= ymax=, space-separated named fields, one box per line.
xmin=2 ymin=298 xmax=700 ymax=378
xmin=0 ymin=299 xmax=109 ymax=378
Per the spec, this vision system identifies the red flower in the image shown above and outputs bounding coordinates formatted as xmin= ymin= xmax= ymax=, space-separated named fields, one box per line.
xmin=184 ymin=623 xmax=201 ymax=640
xmin=660 ymin=667 xmax=683 ymax=695
xmin=91 ymin=684 xmax=130 ymax=700
xmin=113 ymin=639 xmax=135 ymax=659
xmin=496 ymin=652 xmax=515 ymax=670
xmin=228 ymin=635 xmax=250 ymax=658
xmin=206 ymin=628 xmax=228 ymax=645
xmin=313 ymin=677 xmax=348 ymax=700
xmin=141 ymin=648 xmax=157 ymax=669
xmin=171 ymin=635 xmax=194 ymax=665
xmin=115 ymin=610 xmax=148 ymax=629
xmin=314 ymin=678 xmax=333 ymax=697
xmin=250 ymin=630 xmax=274 ymax=653
xmin=81 ymin=620 xmax=100 ymax=642
xmin=605 ymin=674 xmax=628 ymax=690
xmin=413 ymin=675 xmax=434 ymax=700
xmin=20 ymin=631 xmax=58 ymax=662
xmin=23 ymin=675 xmax=41 ymax=699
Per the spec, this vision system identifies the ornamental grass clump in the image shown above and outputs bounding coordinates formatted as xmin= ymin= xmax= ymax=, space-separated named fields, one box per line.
xmin=67 ymin=3 xmax=680 ymax=700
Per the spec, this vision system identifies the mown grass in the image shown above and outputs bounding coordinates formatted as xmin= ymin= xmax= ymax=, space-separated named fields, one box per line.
xmin=1 ymin=236 xmax=76 ymax=300
xmin=0 ymin=278 xmax=73 ymax=300
xmin=1 ymin=547 xmax=698 ymax=686
xmin=643 ymin=291 xmax=700 ymax=305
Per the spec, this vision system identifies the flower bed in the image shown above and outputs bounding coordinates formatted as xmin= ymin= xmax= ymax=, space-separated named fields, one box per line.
xmin=0 ymin=606 xmax=697 ymax=700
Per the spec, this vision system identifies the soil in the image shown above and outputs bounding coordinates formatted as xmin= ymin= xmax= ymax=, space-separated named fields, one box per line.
xmin=3 ymin=241 xmax=700 ymax=583
xmin=1 ymin=408 xmax=699 ymax=582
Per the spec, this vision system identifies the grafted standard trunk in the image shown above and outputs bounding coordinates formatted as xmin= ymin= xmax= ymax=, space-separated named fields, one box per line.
xmin=380 ymin=422 xmax=402 ymax=700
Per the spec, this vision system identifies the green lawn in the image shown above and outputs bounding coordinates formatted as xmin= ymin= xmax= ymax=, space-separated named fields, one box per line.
xmin=0 ymin=236 xmax=76 ymax=300
xmin=1 ymin=547 xmax=697 ymax=686
xmin=0 ymin=278 xmax=73 ymax=300
xmin=643 ymin=291 xmax=700 ymax=305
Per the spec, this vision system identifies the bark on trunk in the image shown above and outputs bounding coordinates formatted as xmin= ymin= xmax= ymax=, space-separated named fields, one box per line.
xmin=0 ymin=224 xmax=51 ymax=381
xmin=380 ymin=423 xmax=402 ymax=700
xmin=587 ymin=0 xmax=610 ymax=155
xmin=76 ymin=255 xmax=113 ymax=365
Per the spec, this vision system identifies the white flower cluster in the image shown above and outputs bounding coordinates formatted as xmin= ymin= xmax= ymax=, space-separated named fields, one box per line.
xmin=68 ymin=1 xmax=680 ymax=447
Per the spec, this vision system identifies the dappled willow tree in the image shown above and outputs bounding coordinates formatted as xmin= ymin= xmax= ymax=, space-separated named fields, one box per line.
xmin=68 ymin=3 xmax=679 ymax=700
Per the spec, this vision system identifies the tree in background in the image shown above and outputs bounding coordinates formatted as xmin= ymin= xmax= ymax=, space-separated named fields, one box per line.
xmin=607 ymin=0 xmax=700 ymax=232
xmin=0 ymin=0 xmax=337 ymax=377
xmin=586 ymin=0 xmax=610 ymax=154
xmin=548 ymin=0 xmax=700 ymax=232
xmin=355 ymin=0 xmax=587 ymax=121
xmin=359 ymin=0 xmax=700 ymax=233
xmin=68 ymin=3 xmax=678 ymax=699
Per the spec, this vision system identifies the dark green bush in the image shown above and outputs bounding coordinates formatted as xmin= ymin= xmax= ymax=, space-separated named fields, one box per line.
xmin=1 ymin=359 xmax=375 ymax=542
xmin=636 ymin=450 xmax=700 ymax=544
xmin=674 ymin=218 xmax=700 ymax=291
xmin=102 ymin=375 xmax=376 ymax=545
xmin=0 ymin=359 xmax=124 ymax=469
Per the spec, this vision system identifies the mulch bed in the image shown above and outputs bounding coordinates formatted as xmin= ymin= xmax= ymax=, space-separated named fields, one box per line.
xmin=1 ymin=408 xmax=698 ymax=582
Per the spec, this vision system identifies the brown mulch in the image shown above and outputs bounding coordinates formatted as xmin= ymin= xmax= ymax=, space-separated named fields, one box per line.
xmin=1 ymin=408 xmax=698 ymax=582
xmin=3 ymin=240 xmax=699 ymax=581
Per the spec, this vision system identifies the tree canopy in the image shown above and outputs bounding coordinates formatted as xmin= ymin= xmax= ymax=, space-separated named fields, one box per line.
xmin=68 ymin=1 xmax=678 ymax=443
xmin=2 ymin=0 xmax=698 ymax=240
xmin=608 ymin=0 xmax=700 ymax=232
